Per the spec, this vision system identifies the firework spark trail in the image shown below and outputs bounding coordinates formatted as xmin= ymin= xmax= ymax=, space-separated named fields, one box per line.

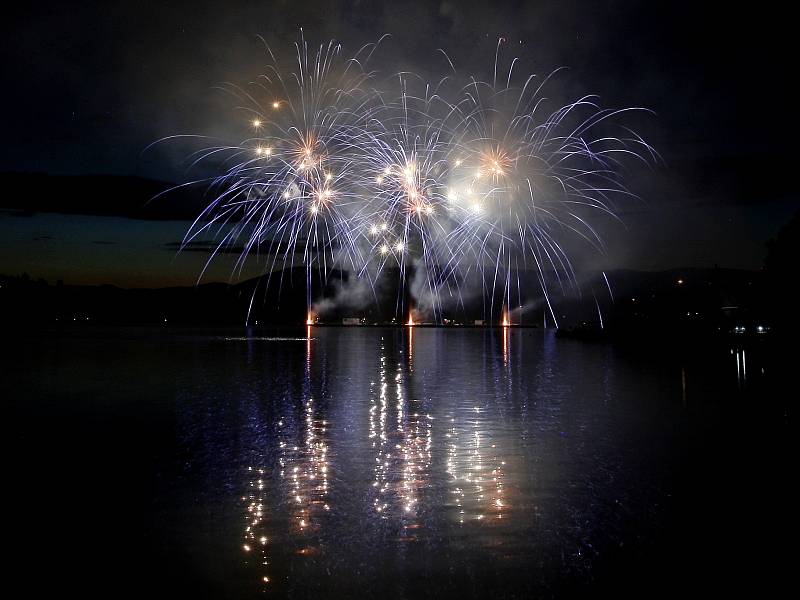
xmin=156 ymin=34 xmax=657 ymax=324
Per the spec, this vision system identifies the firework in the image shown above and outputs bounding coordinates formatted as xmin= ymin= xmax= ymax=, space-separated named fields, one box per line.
xmin=159 ymin=35 xmax=656 ymax=325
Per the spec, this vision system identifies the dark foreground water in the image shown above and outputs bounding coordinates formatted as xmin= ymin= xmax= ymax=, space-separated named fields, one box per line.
xmin=3 ymin=327 xmax=793 ymax=598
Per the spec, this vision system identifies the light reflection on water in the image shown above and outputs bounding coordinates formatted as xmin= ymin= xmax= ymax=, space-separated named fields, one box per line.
xmin=368 ymin=337 xmax=435 ymax=524
xmin=445 ymin=407 xmax=508 ymax=525
xmin=7 ymin=326 xmax=787 ymax=598
xmin=231 ymin=328 xmax=599 ymax=594
xmin=188 ymin=328 xmax=778 ymax=596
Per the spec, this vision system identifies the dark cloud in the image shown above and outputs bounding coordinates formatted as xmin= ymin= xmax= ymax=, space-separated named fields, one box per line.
xmin=0 ymin=173 xmax=202 ymax=220
xmin=161 ymin=241 xmax=246 ymax=254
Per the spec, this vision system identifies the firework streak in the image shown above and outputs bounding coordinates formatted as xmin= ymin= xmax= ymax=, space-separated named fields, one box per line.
xmin=159 ymin=34 xmax=657 ymax=325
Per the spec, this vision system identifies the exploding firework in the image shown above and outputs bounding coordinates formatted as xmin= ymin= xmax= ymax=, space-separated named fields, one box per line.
xmin=158 ymin=34 xmax=657 ymax=325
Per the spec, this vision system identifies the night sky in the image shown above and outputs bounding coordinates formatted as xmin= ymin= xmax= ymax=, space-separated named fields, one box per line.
xmin=2 ymin=0 xmax=795 ymax=287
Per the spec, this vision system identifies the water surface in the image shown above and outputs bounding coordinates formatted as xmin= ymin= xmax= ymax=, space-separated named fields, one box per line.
xmin=4 ymin=327 xmax=791 ymax=598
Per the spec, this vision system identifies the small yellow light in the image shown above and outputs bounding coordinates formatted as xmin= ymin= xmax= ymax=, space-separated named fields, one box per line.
xmin=252 ymin=119 xmax=261 ymax=128
xmin=272 ymin=101 xmax=280 ymax=109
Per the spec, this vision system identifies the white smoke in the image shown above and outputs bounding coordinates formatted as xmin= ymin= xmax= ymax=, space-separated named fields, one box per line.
xmin=311 ymin=272 xmax=377 ymax=317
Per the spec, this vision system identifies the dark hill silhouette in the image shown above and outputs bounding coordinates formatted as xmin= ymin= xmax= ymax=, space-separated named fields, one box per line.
xmin=0 ymin=172 xmax=202 ymax=220
xmin=0 ymin=267 xmax=772 ymax=335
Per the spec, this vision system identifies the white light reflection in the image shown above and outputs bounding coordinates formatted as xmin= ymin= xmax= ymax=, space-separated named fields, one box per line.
xmin=502 ymin=324 xmax=509 ymax=367
xmin=445 ymin=409 xmax=508 ymax=524
xmin=733 ymin=347 xmax=747 ymax=387
xmin=369 ymin=339 xmax=432 ymax=536
xmin=242 ymin=465 xmax=271 ymax=588
xmin=278 ymin=398 xmax=331 ymax=540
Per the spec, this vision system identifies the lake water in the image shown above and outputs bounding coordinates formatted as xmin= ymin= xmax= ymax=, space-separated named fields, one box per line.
xmin=4 ymin=327 xmax=792 ymax=598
